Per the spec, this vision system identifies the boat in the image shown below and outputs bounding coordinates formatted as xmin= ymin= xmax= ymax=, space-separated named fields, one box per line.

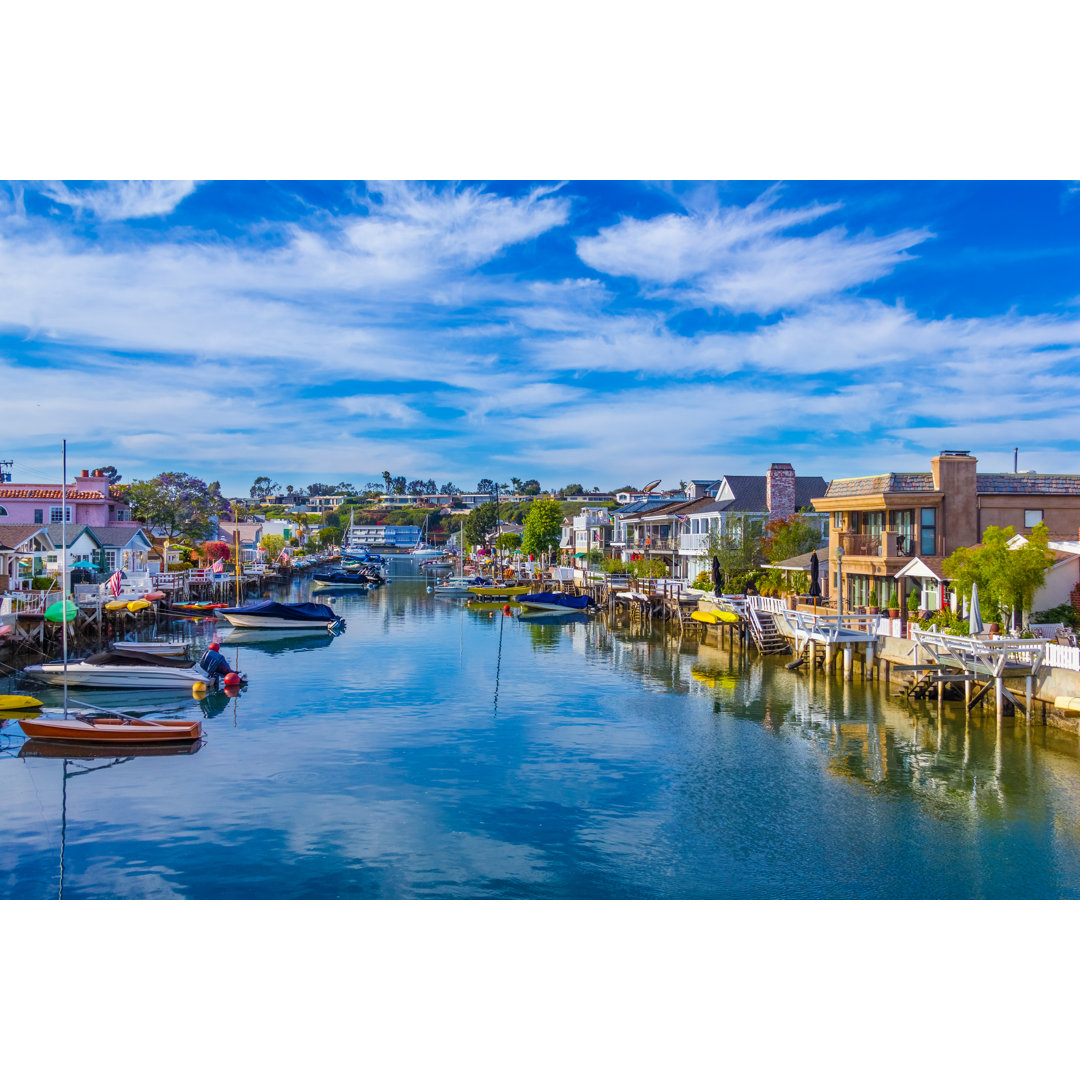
xmin=691 ymin=609 xmax=740 ymax=625
xmin=22 ymin=649 xmax=229 ymax=689
xmin=17 ymin=713 xmax=203 ymax=745
xmin=312 ymin=568 xmax=380 ymax=589
xmin=111 ymin=640 xmax=190 ymax=657
xmin=516 ymin=591 xmax=593 ymax=613
xmin=434 ymin=575 xmax=493 ymax=598
xmin=44 ymin=600 xmax=79 ymax=623
xmin=467 ymin=583 xmax=533 ymax=599
xmin=219 ymin=600 xmax=344 ymax=630
xmin=0 ymin=694 xmax=43 ymax=711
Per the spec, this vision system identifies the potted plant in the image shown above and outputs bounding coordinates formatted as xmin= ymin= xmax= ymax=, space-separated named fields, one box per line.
xmin=867 ymin=588 xmax=880 ymax=615
xmin=887 ymin=590 xmax=900 ymax=618
xmin=907 ymin=592 xmax=920 ymax=618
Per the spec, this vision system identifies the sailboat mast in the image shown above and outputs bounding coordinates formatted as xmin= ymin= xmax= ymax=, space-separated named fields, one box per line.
xmin=61 ymin=440 xmax=68 ymax=676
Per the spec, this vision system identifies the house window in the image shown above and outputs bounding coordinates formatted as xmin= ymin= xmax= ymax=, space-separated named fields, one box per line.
xmin=0 ymin=505 xmax=6 ymax=516
xmin=34 ymin=509 xmax=43 ymax=524
xmin=104 ymin=549 xmax=117 ymax=570
xmin=50 ymin=506 xmax=72 ymax=523
xmin=834 ymin=511 xmax=843 ymax=529
xmin=1024 ymin=509 xmax=1043 ymax=528
xmin=115 ymin=509 xmax=128 ymax=521
xmin=920 ymin=508 xmax=937 ymax=555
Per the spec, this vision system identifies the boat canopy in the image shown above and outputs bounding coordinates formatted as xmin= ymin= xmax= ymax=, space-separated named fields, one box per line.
xmin=520 ymin=592 xmax=591 ymax=609
xmin=219 ymin=600 xmax=338 ymax=622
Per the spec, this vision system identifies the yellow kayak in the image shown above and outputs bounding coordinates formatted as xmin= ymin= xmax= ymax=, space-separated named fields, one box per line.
xmin=0 ymin=694 xmax=43 ymax=710
xmin=105 ymin=599 xmax=129 ymax=611
xmin=691 ymin=611 xmax=721 ymax=624
xmin=127 ymin=599 xmax=152 ymax=613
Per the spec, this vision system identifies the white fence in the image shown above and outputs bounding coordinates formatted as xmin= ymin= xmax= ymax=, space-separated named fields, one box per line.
xmin=1046 ymin=642 xmax=1080 ymax=672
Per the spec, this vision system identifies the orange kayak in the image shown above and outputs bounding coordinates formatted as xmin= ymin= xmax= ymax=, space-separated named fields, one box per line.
xmin=17 ymin=715 xmax=203 ymax=744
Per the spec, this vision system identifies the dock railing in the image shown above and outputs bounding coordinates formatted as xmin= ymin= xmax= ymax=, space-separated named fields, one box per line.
xmin=788 ymin=611 xmax=882 ymax=654
xmin=911 ymin=628 xmax=1047 ymax=678
xmin=1046 ymin=642 xmax=1080 ymax=672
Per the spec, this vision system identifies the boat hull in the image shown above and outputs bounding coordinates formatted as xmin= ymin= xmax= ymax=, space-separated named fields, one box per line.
xmin=22 ymin=662 xmax=217 ymax=689
xmin=220 ymin=612 xmax=338 ymax=630
xmin=17 ymin=716 xmax=203 ymax=744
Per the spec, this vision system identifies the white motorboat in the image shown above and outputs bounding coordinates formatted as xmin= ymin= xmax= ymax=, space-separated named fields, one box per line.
xmin=23 ymin=649 xmax=227 ymax=689
xmin=433 ymin=575 xmax=492 ymax=597
xmin=111 ymin=640 xmax=190 ymax=657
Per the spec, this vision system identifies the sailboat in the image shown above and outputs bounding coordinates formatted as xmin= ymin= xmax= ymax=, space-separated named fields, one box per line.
xmin=17 ymin=442 xmax=203 ymax=743
xmin=408 ymin=513 xmax=440 ymax=559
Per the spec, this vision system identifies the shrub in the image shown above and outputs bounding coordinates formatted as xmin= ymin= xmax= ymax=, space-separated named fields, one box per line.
xmin=868 ymin=588 xmax=879 ymax=608
xmin=907 ymin=591 xmax=920 ymax=614
xmin=887 ymin=590 xmax=899 ymax=609
xmin=1031 ymin=604 xmax=1080 ymax=629
xmin=691 ymin=570 xmax=713 ymax=592
xmin=31 ymin=575 xmax=56 ymax=590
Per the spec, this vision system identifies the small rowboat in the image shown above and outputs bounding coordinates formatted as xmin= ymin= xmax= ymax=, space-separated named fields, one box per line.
xmin=17 ymin=714 xmax=203 ymax=744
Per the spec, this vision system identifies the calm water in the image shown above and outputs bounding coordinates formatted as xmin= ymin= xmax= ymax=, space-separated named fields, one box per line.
xmin=3 ymin=567 xmax=1080 ymax=899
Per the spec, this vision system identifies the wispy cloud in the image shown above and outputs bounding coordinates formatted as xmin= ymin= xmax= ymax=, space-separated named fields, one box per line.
xmin=35 ymin=181 xmax=199 ymax=221
xmin=576 ymin=186 xmax=931 ymax=314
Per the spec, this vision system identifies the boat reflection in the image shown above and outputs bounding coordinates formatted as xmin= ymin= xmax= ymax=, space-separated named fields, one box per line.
xmin=222 ymin=627 xmax=343 ymax=655
xmin=19 ymin=738 xmax=204 ymax=759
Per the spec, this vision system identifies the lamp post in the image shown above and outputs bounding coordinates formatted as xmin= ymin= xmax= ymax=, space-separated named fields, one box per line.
xmin=834 ymin=544 xmax=844 ymax=617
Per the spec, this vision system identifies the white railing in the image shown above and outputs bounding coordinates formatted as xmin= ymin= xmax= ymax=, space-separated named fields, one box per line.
xmin=745 ymin=595 xmax=787 ymax=614
xmin=1046 ymin=642 xmax=1080 ymax=671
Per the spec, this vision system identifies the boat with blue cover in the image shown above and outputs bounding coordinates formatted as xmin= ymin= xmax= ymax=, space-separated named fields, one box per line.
xmin=516 ymin=592 xmax=594 ymax=614
xmin=219 ymin=600 xmax=344 ymax=630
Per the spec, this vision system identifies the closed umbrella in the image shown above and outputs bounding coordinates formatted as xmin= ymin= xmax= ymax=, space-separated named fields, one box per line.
xmin=711 ymin=555 xmax=722 ymax=595
xmin=807 ymin=550 xmax=821 ymax=600
xmin=968 ymin=582 xmax=984 ymax=636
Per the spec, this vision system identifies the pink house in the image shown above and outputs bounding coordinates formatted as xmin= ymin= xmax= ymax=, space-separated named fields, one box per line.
xmin=0 ymin=469 xmax=134 ymax=528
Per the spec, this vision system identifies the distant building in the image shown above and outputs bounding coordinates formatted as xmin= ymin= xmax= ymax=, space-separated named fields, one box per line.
xmin=0 ymin=468 xmax=133 ymax=527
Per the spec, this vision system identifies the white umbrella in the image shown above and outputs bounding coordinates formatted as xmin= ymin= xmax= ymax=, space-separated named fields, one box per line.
xmin=968 ymin=582 xmax=984 ymax=636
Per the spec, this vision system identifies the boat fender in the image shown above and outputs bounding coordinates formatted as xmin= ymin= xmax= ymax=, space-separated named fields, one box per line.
xmin=503 ymin=604 xmax=511 ymax=615
xmin=192 ymin=682 xmax=208 ymax=697
xmin=427 ymin=587 xmax=433 ymax=594
xmin=223 ymin=672 xmax=242 ymax=687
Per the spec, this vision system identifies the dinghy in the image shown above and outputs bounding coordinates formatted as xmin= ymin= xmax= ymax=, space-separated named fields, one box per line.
xmin=17 ymin=713 xmax=203 ymax=745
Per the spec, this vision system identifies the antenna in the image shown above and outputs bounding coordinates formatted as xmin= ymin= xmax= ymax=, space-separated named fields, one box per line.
xmin=1014 ymin=447 xmax=1018 ymax=473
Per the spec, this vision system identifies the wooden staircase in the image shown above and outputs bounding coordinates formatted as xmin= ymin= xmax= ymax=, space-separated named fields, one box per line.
xmin=747 ymin=605 xmax=789 ymax=655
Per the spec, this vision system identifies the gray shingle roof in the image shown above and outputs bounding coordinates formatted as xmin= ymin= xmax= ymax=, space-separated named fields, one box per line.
xmin=976 ymin=474 xmax=1080 ymax=495
xmin=824 ymin=473 xmax=936 ymax=498
xmin=721 ymin=475 xmax=828 ymax=511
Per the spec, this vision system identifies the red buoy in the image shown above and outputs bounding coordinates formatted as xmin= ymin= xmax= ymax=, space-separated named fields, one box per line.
xmin=503 ymin=604 xmax=511 ymax=615
xmin=224 ymin=672 xmax=241 ymax=687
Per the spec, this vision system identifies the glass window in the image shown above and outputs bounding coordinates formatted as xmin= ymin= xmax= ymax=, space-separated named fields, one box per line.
xmin=50 ymin=506 xmax=72 ymax=523
xmin=0 ymin=505 xmax=6 ymax=516
xmin=834 ymin=511 xmax=843 ymax=529
xmin=920 ymin=507 xmax=936 ymax=555
xmin=1024 ymin=509 xmax=1043 ymax=528
xmin=34 ymin=509 xmax=43 ymax=524
xmin=105 ymin=549 xmax=117 ymax=570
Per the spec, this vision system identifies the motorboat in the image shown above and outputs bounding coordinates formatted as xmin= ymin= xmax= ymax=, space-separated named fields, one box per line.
xmin=219 ymin=600 xmax=344 ymax=631
xmin=516 ymin=591 xmax=594 ymax=614
xmin=312 ymin=568 xmax=380 ymax=589
xmin=434 ymin=575 xmax=494 ymax=598
xmin=111 ymin=640 xmax=190 ymax=657
xmin=22 ymin=649 xmax=229 ymax=689
xmin=467 ymin=583 xmax=533 ymax=599
xmin=17 ymin=712 xmax=203 ymax=745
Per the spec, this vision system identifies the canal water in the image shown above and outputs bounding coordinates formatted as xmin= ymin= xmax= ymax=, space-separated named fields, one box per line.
xmin=3 ymin=567 xmax=1080 ymax=899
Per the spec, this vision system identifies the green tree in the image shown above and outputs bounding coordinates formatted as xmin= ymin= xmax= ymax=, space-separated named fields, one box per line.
xmin=95 ymin=465 xmax=122 ymax=484
xmin=381 ymin=471 xmax=393 ymax=493
xmin=463 ymin=501 xmax=500 ymax=547
xmin=125 ymin=472 xmax=225 ymax=543
xmin=943 ymin=523 xmax=1056 ymax=628
xmin=262 ymin=534 xmax=286 ymax=561
xmin=477 ymin=478 xmax=497 ymax=495
xmin=318 ymin=525 xmax=343 ymax=548
xmin=706 ymin=513 xmax=763 ymax=592
xmin=561 ymin=482 xmax=585 ymax=497
xmin=521 ymin=500 xmax=564 ymax=559
xmin=496 ymin=532 xmax=522 ymax=552
xmin=249 ymin=476 xmax=279 ymax=499
xmin=761 ymin=513 xmax=823 ymax=563
xmin=520 ymin=479 xmax=541 ymax=496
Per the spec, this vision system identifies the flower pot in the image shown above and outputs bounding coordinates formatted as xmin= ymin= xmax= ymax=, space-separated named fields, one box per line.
xmin=867 ymin=606 xmax=880 ymax=615
xmin=888 ymin=609 xmax=899 ymax=619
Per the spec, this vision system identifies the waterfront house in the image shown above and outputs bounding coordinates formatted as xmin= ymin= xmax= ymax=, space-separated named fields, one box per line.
xmin=0 ymin=468 xmax=133 ymax=527
xmin=219 ymin=522 xmax=265 ymax=562
xmin=88 ymin=525 xmax=154 ymax=574
xmin=560 ymin=508 xmax=616 ymax=562
xmin=813 ymin=451 xmax=1080 ymax=612
xmin=43 ymin=524 xmax=103 ymax=577
xmin=0 ymin=525 xmax=55 ymax=590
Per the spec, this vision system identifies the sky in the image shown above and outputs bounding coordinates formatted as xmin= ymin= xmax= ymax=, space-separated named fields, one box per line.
xmin=3 ymin=179 xmax=1080 ymax=496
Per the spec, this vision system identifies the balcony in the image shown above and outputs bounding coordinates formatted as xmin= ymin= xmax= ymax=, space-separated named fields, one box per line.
xmin=838 ymin=532 xmax=881 ymax=557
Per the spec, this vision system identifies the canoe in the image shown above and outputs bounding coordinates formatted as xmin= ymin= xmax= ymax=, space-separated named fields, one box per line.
xmin=0 ymin=694 xmax=43 ymax=710
xmin=17 ymin=714 xmax=203 ymax=744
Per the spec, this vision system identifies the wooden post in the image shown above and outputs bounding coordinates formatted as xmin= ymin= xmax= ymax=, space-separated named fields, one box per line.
xmin=1026 ymin=675 xmax=1032 ymax=723
xmin=995 ymin=676 xmax=1004 ymax=723
xmin=825 ymin=643 xmax=834 ymax=672
xmin=865 ymin=641 xmax=874 ymax=680
xmin=843 ymin=645 xmax=853 ymax=682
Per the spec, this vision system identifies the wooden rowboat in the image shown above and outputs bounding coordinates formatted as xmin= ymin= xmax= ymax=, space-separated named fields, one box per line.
xmin=17 ymin=714 xmax=203 ymax=744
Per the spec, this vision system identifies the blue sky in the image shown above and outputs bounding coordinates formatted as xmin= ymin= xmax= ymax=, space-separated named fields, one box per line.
xmin=3 ymin=179 xmax=1080 ymax=496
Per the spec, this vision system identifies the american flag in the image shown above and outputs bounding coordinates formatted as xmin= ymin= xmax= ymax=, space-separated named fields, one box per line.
xmin=212 ymin=559 xmax=224 ymax=573
xmin=107 ymin=570 xmax=123 ymax=597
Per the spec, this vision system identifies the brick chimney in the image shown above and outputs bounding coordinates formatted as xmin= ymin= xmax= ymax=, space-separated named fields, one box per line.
xmin=766 ymin=463 xmax=796 ymax=521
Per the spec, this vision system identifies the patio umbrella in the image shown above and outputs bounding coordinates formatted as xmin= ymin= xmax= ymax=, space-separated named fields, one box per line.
xmin=807 ymin=550 xmax=821 ymax=599
xmin=968 ymin=582 xmax=984 ymax=636
xmin=70 ymin=559 xmax=98 ymax=569
xmin=711 ymin=555 xmax=722 ymax=594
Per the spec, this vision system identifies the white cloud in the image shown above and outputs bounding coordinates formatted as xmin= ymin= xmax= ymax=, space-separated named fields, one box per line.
xmin=575 ymin=187 xmax=931 ymax=314
xmin=36 ymin=180 xmax=199 ymax=220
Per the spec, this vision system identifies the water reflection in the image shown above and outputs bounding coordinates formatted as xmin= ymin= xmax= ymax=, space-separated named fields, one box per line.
xmin=2 ymin=576 xmax=1080 ymax=898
